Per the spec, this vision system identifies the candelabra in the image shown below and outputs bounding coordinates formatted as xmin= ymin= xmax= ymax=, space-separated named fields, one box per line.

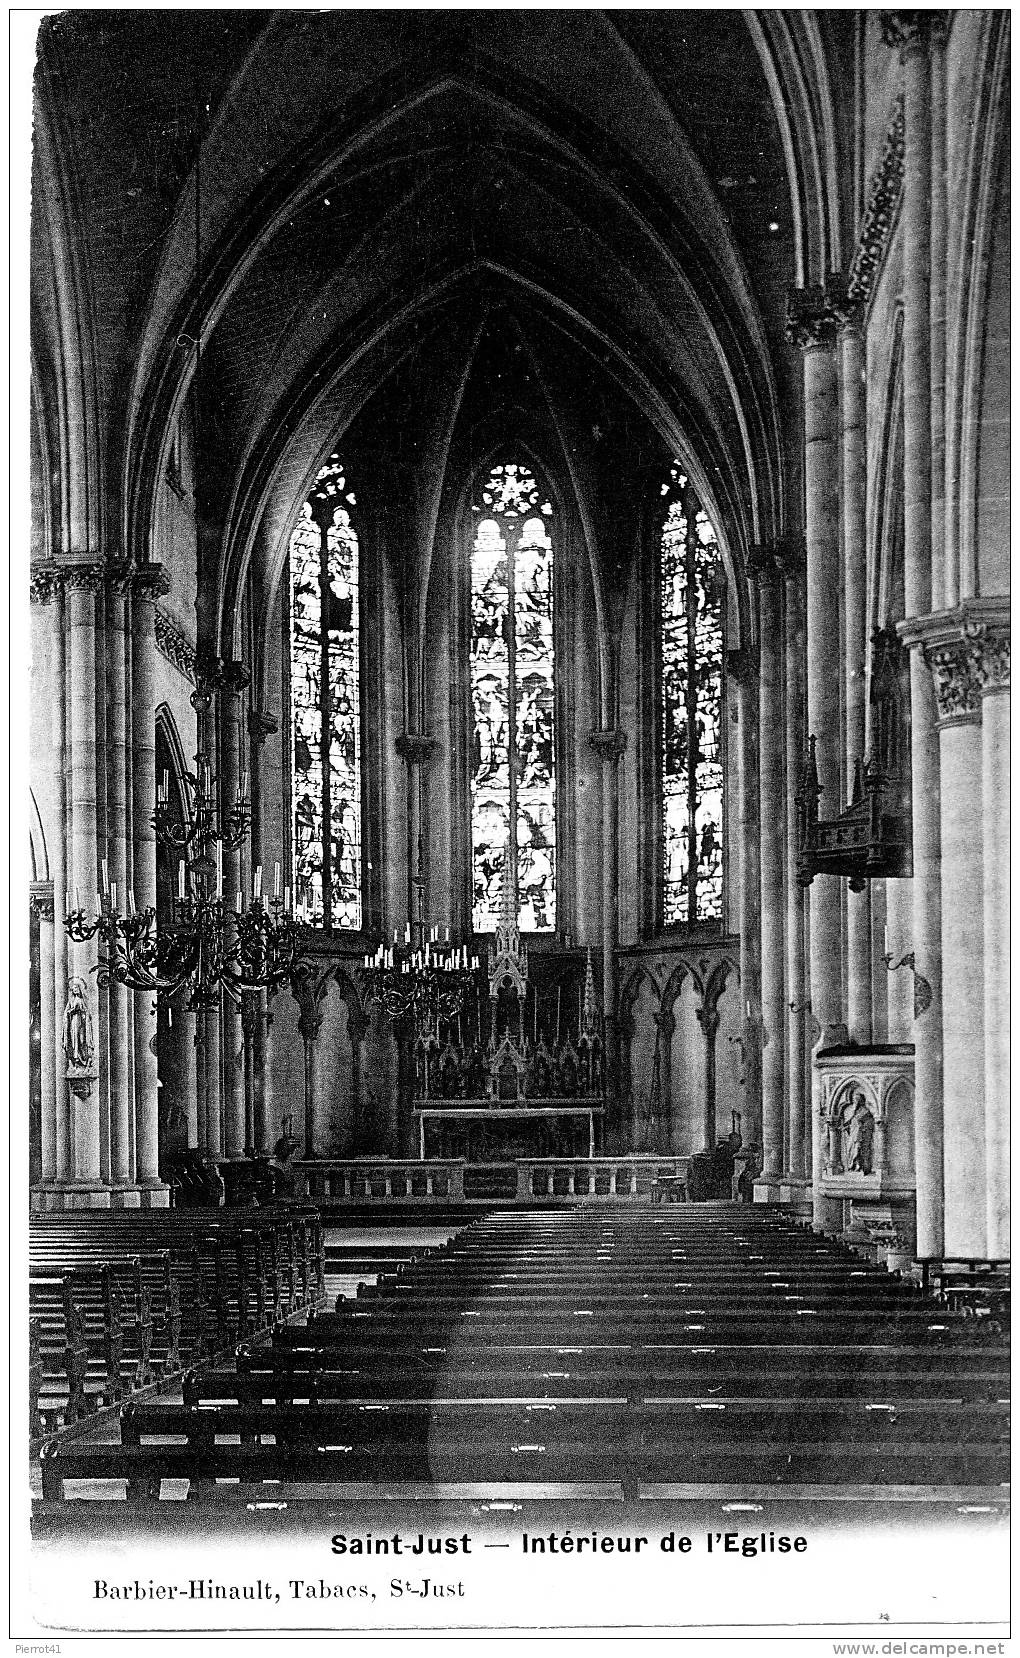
xmin=359 ymin=851 xmax=478 ymax=1036
xmin=360 ymin=927 xmax=479 ymax=1036
xmin=65 ymin=724 xmax=298 ymax=1010
xmin=65 ymin=865 xmax=298 ymax=1013
xmin=153 ymin=746 xmax=249 ymax=858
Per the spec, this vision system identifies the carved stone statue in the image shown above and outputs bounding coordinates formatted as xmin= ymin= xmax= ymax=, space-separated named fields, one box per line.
xmin=842 ymin=1089 xmax=875 ymax=1174
xmin=62 ymin=977 xmax=95 ymax=1071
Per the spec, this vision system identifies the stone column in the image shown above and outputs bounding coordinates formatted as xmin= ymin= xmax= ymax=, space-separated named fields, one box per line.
xmin=976 ymin=629 xmax=1010 ymax=1255
xmin=190 ymin=669 xmax=222 ymax=1156
xmin=589 ymin=729 xmax=627 ymax=1148
xmin=248 ymin=708 xmax=278 ymax=1155
xmin=129 ymin=567 xmax=169 ymax=1202
xmin=293 ymin=964 xmax=330 ymax=1159
xmin=781 ymin=554 xmax=808 ymax=1178
xmin=695 ymin=1005 xmax=719 ymax=1153
xmin=729 ymin=660 xmax=761 ymax=1151
xmin=787 ymin=288 xmax=847 ymax=1052
xmin=219 ymin=661 xmax=250 ymax=1159
xmin=751 ymin=550 xmax=785 ymax=1181
xmin=30 ymin=885 xmax=56 ymax=1185
xmin=841 ymin=325 xmax=873 ymax=1042
xmin=884 ymin=9 xmax=944 ymax=1257
xmin=787 ymin=285 xmax=850 ymax=1230
xmin=106 ymin=569 xmax=136 ymax=1200
xmin=921 ymin=628 xmax=984 ymax=1256
xmin=31 ymin=567 xmax=70 ymax=1196
xmin=395 ymin=732 xmax=437 ymax=927
xmin=64 ymin=564 xmax=107 ymax=1200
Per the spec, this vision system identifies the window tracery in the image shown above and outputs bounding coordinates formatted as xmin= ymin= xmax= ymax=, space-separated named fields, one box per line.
xmin=288 ymin=454 xmax=363 ymax=929
xmin=470 ymin=463 xmax=556 ymax=933
xmin=659 ymin=463 xmax=724 ymax=925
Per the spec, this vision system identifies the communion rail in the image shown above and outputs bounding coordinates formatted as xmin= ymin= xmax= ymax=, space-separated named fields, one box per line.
xmin=293 ymin=1155 xmax=688 ymax=1205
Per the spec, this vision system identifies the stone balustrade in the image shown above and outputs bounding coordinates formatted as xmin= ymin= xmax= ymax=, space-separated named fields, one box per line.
xmin=292 ymin=1154 xmax=689 ymax=1205
xmin=294 ymin=1160 xmax=466 ymax=1204
xmin=515 ymin=1155 xmax=688 ymax=1201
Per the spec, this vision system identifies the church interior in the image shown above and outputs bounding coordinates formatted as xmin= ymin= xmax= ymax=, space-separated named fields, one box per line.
xmin=26 ymin=9 xmax=1009 ymax=1526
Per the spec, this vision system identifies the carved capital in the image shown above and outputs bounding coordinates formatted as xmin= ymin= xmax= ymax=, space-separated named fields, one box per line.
xmin=969 ymin=628 xmax=1010 ymax=698
xmin=848 ymin=96 xmax=905 ymax=306
xmin=30 ymin=563 xmax=62 ymax=604
xmin=726 ymin=647 xmax=757 ymax=687
xmin=248 ymin=707 xmax=279 ymax=747
xmin=130 ymin=563 xmax=170 ymax=603
xmin=154 ymin=607 xmax=197 ymax=682
xmin=880 ymin=10 xmax=948 ymax=57
xmin=588 ymin=728 xmax=628 ymax=763
xmin=395 ymin=732 xmax=438 ymax=769
xmin=30 ymin=881 xmax=55 ymax=921
xmin=191 ymin=648 xmax=225 ymax=709
xmin=785 ymin=277 xmax=857 ymax=351
xmin=747 ymin=544 xmax=783 ymax=589
xmin=902 ymin=601 xmax=1010 ymax=724
xmin=61 ymin=562 xmax=106 ymax=595
xmin=221 ymin=659 xmax=252 ymax=699
xmin=925 ymin=638 xmax=983 ymax=725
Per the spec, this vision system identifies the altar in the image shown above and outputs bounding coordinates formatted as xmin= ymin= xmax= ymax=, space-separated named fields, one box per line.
xmin=415 ymin=1098 xmax=603 ymax=1162
xmin=410 ymin=843 xmax=606 ymax=1165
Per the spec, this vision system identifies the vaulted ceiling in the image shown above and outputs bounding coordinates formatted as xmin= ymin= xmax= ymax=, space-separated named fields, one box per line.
xmin=31 ymin=9 xmax=853 ymax=651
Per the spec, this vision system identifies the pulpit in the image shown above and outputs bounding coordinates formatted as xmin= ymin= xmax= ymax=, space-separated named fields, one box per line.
xmin=813 ymin=1044 xmax=916 ymax=1268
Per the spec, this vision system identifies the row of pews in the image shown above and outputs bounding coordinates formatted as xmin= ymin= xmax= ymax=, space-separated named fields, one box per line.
xmin=29 ymin=1207 xmax=324 ymax=1439
xmin=37 ymin=1206 xmax=1009 ymax=1508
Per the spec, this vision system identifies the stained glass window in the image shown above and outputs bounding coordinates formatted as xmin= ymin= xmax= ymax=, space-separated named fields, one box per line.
xmin=288 ymin=453 xmax=362 ymax=929
xmin=470 ymin=463 xmax=556 ymax=933
xmin=660 ymin=463 xmax=724 ymax=924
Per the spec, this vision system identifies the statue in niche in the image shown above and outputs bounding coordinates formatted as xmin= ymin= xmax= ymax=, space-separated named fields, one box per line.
xmin=62 ymin=977 xmax=95 ymax=1072
xmin=841 ymin=1089 xmax=875 ymax=1175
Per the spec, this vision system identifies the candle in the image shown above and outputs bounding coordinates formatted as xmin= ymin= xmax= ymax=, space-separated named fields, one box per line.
xmin=95 ymin=892 xmax=102 ymax=919
xmin=236 ymin=890 xmax=242 ymax=913
xmin=274 ymin=862 xmax=280 ymax=897
xmin=405 ymin=922 xmax=411 ymax=944
xmin=178 ymin=862 xmax=186 ymax=899
xmin=746 ymin=999 xmax=751 ymax=1020
xmin=110 ymin=882 xmax=117 ymax=910
xmin=254 ymin=865 xmax=262 ymax=899
xmin=284 ymin=886 xmax=290 ymax=913
xmin=101 ymin=858 xmax=109 ymax=893
xmin=128 ymin=887 xmax=136 ymax=916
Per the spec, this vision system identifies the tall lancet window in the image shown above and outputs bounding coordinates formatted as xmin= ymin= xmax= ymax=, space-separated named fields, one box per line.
xmin=659 ymin=463 xmax=724 ymax=925
xmin=288 ymin=453 xmax=362 ymax=929
xmin=470 ymin=462 xmax=556 ymax=933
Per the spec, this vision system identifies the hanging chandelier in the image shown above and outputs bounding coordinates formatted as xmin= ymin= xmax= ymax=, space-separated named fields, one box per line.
xmin=65 ymin=744 xmax=299 ymax=1012
xmin=359 ymin=851 xmax=478 ymax=1035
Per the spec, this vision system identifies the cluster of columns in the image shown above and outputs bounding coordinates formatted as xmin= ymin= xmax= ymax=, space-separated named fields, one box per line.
xmin=772 ymin=12 xmax=1010 ymax=1257
xmin=30 ymin=559 xmax=169 ymax=1208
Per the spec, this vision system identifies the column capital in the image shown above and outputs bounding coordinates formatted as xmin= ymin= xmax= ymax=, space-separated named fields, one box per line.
xmin=395 ymin=732 xmax=438 ymax=768
xmin=30 ymin=562 xmax=62 ymax=604
xmin=588 ymin=728 xmax=628 ymax=762
xmin=880 ymin=10 xmax=949 ymax=58
xmin=725 ymin=646 xmax=757 ymax=687
xmin=154 ymin=606 xmax=197 ymax=683
xmin=191 ymin=647 xmax=225 ymax=710
xmin=899 ymin=600 xmax=1010 ymax=722
xmin=747 ymin=544 xmax=784 ymax=589
xmin=248 ymin=706 xmax=279 ymax=747
xmin=221 ymin=659 xmax=252 ymax=698
xmin=128 ymin=562 xmax=170 ymax=603
xmin=30 ymin=880 xmax=55 ymax=921
xmin=60 ymin=561 xmax=107 ymax=595
xmin=785 ymin=277 xmax=858 ymax=351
